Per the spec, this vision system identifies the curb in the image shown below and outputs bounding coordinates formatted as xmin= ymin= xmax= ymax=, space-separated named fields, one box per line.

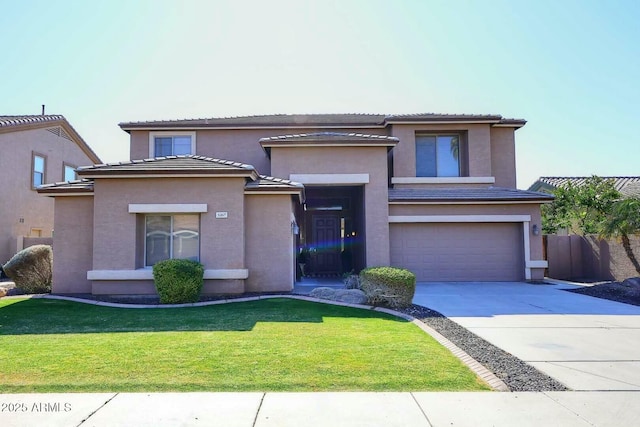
xmin=3 ymin=293 xmax=509 ymax=392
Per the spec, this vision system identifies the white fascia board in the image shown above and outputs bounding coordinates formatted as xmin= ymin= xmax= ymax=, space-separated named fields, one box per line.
xmin=391 ymin=177 xmax=495 ymax=185
xmin=121 ymin=125 xmax=386 ymax=132
xmin=244 ymin=191 xmax=299 ymax=196
xmin=81 ymin=173 xmax=254 ymax=179
xmin=386 ymin=120 xmax=499 ymax=125
xmin=388 ymin=215 xmax=532 ymax=223
xmin=265 ymin=143 xmax=395 ymax=148
xmin=88 ymin=269 xmax=248 ymax=281
xmin=128 ymin=204 xmax=208 ymax=213
xmin=290 ymin=173 xmax=369 ymax=185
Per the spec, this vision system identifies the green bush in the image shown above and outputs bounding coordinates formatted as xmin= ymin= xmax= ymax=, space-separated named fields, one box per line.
xmin=152 ymin=259 xmax=204 ymax=304
xmin=359 ymin=266 xmax=416 ymax=308
xmin=3 ymin=245 xmax=52 ymax=294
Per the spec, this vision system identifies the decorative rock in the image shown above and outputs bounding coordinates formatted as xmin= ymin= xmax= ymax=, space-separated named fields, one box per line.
xmin=309 ymin=287 xmax=368 ymax=304
xmin=0 ymin=288 xmax=6 ymax=298
xmin=333 ymin=289 xmax=367 ymax=304
xmin=2 ymin=245 xmax=52 ymax=294
xmin=309 ymin=287 xmax=337 ymax=299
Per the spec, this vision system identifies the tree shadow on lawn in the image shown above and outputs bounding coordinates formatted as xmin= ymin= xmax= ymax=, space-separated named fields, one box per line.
xmin=0 ymin=297 xmax=406 ymax=335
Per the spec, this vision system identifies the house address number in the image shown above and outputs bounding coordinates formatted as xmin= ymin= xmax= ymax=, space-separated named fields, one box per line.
xmin=215 ymin=212 xmax=228 ymax=219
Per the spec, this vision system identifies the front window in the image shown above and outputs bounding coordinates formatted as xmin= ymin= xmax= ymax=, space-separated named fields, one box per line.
xmin=154 ymin=135 xmax=193 ymax=156
xmin=32 ymin=153 xmax=46 ymax=188
xmin=415 ymin=135 xmax=460 ymax=177
xmin=145 ymin=214 xmax=200 ymax=266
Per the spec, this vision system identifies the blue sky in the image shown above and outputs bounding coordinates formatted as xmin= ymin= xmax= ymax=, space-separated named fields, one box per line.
xmin=1 ymin=0 xmax=638 ymax=189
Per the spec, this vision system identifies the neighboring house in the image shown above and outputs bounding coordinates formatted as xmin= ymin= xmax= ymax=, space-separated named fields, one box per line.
xmin=0 ymin=115 xmax=101 ymax=264
xmin=39 ymin=113 xmax=552 ymax=296
xmin=529 ymin=176 xmax=640 ymax=198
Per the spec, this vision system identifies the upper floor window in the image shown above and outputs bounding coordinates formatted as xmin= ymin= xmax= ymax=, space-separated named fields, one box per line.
xmin=145 ymin=214 xmax=200 ymax=266
xmin=149 ymin=132 xmax=196 ymax=157
xmin=32 ymin=153 xmax=46 ymax=188
xmin=415 ymin=134 xmax=460 ymax=177
xmin=64 ymin=163 xmax=77 ymax=182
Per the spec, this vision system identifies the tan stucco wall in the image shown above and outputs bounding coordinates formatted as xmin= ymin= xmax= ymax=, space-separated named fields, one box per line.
xmin=388 ymin=202 xmax=545 ymax=263
xmin=51 ymin=196 xmax=94 ymax=293
xmin=490 ymin=127 xmax=517 ymax=188
xmin=390 ymin=124 xmax=491 ymax=178
xmin=128 ymin=127 xmax=387 ymax=176
xmin=270 ymin=146 xmax=390 ymax=267
xmin=245 ymin=194 xmax=296 ymax=292
xmin=91 ymin=177 xmax=246 ymax=272
xmin=0 ymin=127 xmax=99 ymax=263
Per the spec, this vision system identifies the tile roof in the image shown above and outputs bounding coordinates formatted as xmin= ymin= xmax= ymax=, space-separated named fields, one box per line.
xmin=245 ymin=175 xmax=305 ymax=202
xmin=259 ymin=132 xmax=399 ymax=148
xmin=245 ymin=175 xmax=304 ymax=190
xmin=119 ymin=113 xmax=525 ymax=130
xmin=76 ymin=155 xmax=256 ymax=177
xmin=37 ymin=179 xmax=94 ymax=195
xmin=38 ymin=170 xmax=306 ymax=201
xmin=0 ymin=114 xmax=101 ymax=163
xmin=0 ymin=114 xmax=66 ymax=128
xmin=528 ymin=176 xmax=640 ymax=196
xmin=388 ymin=187 xmax=554 ymax=202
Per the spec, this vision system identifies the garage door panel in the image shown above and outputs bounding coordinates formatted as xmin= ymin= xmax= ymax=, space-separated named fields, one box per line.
xmin=390 ymin=223 xmax=524 ymax=281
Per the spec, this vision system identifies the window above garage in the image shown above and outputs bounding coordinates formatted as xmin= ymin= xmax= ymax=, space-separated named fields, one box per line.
xmin=415 ymin=134 xmax=466 ymax=177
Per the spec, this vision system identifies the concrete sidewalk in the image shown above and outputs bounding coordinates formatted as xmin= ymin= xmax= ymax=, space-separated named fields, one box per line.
xmin=2 ymin=391 xmax=639 ymax=427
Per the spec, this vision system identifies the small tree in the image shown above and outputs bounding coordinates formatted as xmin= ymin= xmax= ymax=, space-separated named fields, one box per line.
xmin=542 ymin=176 xmax=621 ymax=235
xmin=601 ymin=197 xmax=640 ymax=275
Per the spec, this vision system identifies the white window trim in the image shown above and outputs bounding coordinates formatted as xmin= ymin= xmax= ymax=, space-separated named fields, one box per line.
xmin=388 ymin=215 xmax=531 ymax=223
xmin=289 ymin=173 xmax=369 ymax=185
xmin=388 ymin=214 xmax=547 ymax=280
xmin=87 ymin=269 xmax=249 ymax=281
xmin=391 ymin=177 xmax=495 ymax=185
xmin=149 ymin=131 xmax=196 ymax=158
xmin=32 ymin=152 xmax=46 ymax=189
xmin=129 ymin=204 xmax=207 ymax=213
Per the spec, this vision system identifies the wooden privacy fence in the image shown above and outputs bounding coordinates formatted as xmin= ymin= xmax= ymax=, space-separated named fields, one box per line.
xmin=544 ymin=234 xmax=640 ymax=282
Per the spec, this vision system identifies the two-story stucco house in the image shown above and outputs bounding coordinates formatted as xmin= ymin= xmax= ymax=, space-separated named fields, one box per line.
xmin=0 ymin=115 xmax=101 ymax=264
xmin=39 ymin=113 xmax=552 ymax=296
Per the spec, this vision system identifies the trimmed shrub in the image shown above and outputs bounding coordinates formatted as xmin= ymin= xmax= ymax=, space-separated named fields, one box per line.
xmin=359 ymin=266 xmax=416 ymax=308
xmin=152 ymin=259 xmax=204 ymax=304
xmin=3 ymin=245 xmax=53 ymax=294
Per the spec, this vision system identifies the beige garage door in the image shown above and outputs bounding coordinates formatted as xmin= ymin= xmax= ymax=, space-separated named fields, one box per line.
xmin=390 ymin=223 xmax=524 ymax=281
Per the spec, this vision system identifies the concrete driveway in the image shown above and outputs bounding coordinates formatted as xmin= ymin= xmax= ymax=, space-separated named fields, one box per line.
xmin=412 ymin=281 xmax=640 ymax=391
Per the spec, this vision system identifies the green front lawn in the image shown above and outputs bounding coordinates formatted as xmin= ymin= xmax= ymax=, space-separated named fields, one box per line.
xmin=0 ymin=297 xmax=489 ymax=392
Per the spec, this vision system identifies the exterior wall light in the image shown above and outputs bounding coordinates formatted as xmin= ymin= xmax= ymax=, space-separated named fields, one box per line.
xmin=532 ymin=224 xmax=540 ymax=236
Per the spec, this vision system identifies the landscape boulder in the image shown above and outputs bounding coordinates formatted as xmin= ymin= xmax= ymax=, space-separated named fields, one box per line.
xmin=2 ymin=245 xmax=52 ymax=294
xmin=309 ymin=287 xmax=368 ymax=305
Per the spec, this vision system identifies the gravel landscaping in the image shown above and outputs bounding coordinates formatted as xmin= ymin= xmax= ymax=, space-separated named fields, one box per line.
xmin=397 ymin=304 xmax=568 ymax=392
xmin=565 ymin=278 xmax=640 ymax=307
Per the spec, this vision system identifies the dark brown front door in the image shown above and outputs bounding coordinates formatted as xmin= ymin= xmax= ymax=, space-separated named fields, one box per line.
xmin=311 ymin=214 xmax=340 ymax=275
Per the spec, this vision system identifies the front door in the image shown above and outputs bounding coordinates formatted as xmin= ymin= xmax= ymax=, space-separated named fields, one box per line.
xmin=311 ymin=214 xmax=341 ymax=275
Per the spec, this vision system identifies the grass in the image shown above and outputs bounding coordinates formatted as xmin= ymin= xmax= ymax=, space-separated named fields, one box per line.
xmin=0 ymin=297 xmax=489 ymax=393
